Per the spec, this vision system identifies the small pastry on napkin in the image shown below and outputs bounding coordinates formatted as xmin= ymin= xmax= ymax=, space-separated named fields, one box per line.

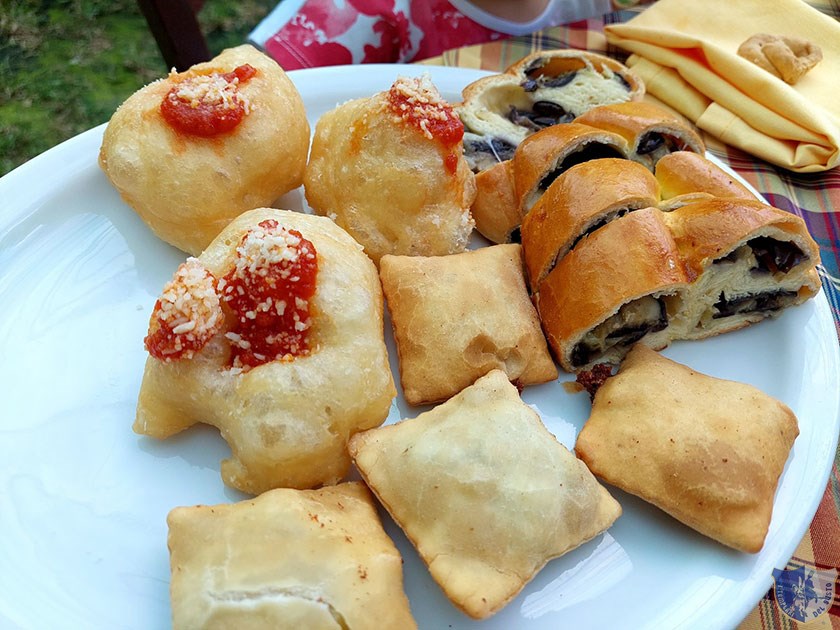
xmin=605 ymin=0 xmax=840 ymax=172
xmin=737 ymin=34 xmax=823 ymax=85
xmin=575 ymin=344 xmax=799 ymax=553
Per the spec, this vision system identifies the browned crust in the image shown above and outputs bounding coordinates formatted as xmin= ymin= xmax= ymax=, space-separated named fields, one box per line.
xmin=512 ymin=123 xmax=630 ymax=214
xmin=536 ymin=208 xmax=689 ymax=367
xmin=575 ymin=101 xmax=705 ymax=156
xmin=664 ymin=197 xmax=821 ymax=277
xmin=521 ymin=158 xmax=659 ymax=290
xmin=506 ymin=49 xmax=646 ymax=100
xmin=471 ymin=160 xmax=519 ymax=244
xmin=655 ymin=151 xmax=755 ymax=201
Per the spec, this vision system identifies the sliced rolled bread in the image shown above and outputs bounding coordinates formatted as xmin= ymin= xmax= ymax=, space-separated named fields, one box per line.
xmin=471 ymin=101 xmax=709 ymax=244
xmin=459 ymin=49 xmax=645 ymax=173
xmin=532 ymin=197 xmax=821 ymax=371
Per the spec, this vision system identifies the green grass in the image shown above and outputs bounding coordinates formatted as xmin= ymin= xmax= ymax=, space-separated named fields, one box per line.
xmin=0 ymin=0 xmax=276 ymax=176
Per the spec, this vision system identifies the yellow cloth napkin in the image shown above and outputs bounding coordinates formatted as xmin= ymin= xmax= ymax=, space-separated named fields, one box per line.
xmin=605 ymin=0 xmax=840 ymax=172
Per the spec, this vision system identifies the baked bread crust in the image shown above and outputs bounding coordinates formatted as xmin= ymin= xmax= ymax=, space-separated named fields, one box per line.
xmin=471 ymin=160 xmax=520 ymax=244
xmin=135 ymin=208 xmax=396 ymax=494
xmin=521 ymin=158 xmax=660 ymax=290
xmin=575 ymin=344 xmax=799 ymax=553
xmin=512 ymin=122 xmax=630 ymax=214
xmin=655 ymin=151 xmax=755 ymax=202
xmin=167 ymin=482 xmax=416 ymax=629
xmin=349 ymin=370 xmax=621 ymax=619
xmin=536 ymin=208 xmax=689 ymax=369
xmin=470 ymin=102 xmax=711 ymax=245
xmin=534 ymin=199 xmax=821 ymax=371
xmin=575 ymin=101 xmax=705 ymax=169
xmin=304 ymin=75 xmax=475 ymax=265
xmin=99 ymin=45 xmax=309 ymax=256
xmin=379 ymin=244 xmax=557 ymax=406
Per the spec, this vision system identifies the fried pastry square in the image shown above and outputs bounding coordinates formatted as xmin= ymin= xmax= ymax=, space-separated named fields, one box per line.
xmin=167 ymin=482 xmax=416 ymax=629
xmin=348 ymin=370 xmax=622 ymax=619
xmin=575 ymin=344 xmax=799 ymax=553
xmin=379 ymin=244 xmax=557 ymax=405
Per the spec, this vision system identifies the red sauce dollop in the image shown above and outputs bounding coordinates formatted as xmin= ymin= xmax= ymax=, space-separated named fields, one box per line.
xmin=160 ymin=63 xmax=257 ymax=137
xmin=145 ymin=259 xmax=223 ymax=361
xmin=220 ymin=220 xmax=318 ymax=369
xmin=387 ymin=78 xmax=464 ymax=173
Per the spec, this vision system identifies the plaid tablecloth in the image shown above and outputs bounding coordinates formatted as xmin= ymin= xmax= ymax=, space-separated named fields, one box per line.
xmin=421 ymin=4 xmax=840 ymax=628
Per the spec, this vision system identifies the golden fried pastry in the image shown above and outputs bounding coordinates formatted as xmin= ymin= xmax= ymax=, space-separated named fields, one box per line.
xmin=379 ymin=245 xmax=557 ymax=406
xmin=167 ymin=482 xmax=416 ymax=629
xmin=459 ymin=49 xmax=644 ymax=172
xmin=349 ymin=370 xmax=621 ymax=619
xmin=738 ymin=34 xmax=823 ymax=84
xmin=304 ymin=74 xmax=475 ymax=264
xmin=135 ymin=208 xmax=396 ymax=494
xmin=99 ymin=45 xmax=309 ymax=255
xmin=575 ymin=344 xmax=799 ymax=553
xmin=521 ymin=158 xmax=660 ymax=290
xmin=533 ymin=199 xmax=821 ymax=371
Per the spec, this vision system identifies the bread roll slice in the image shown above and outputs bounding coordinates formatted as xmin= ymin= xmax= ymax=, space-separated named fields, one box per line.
xmin=575 ymin=101 xmax=704 ymax=170
xmin=459 ymin=49 xmax=644 ymax=159
xmin=535 ymin=199 xmax=821 ymax=371
xmin=536 ymin=208 xmax=690 ymax=371
xmin=655 ymin=150 xmax=757 ymax=204
xmin=664 ymin=197 xmax=822 ymax=339
xmin=512 ymin=122 xmax=630 ymax=215
xmin=521 ymin=158 xmax=660 ymax=290
xmin=470 ymin=160 xmax=520 ymax=244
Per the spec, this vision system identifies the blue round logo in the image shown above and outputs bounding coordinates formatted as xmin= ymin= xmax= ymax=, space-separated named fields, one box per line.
xmin=772 ymin=563 xmax=837 ymax=622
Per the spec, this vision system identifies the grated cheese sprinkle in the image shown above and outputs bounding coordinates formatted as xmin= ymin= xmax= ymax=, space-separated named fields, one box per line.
xmin=145 ymin=258 xmax=223 ymax=361
xmin=169 ymin=71 xmax=252 ymax=114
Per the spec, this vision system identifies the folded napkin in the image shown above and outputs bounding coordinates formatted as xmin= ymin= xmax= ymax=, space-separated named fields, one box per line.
xmin=605 ymin=0 xmax=840 ymax=172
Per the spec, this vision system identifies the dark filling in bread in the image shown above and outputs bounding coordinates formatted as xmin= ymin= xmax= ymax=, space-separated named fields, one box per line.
xmin=521 ymin=72 xmax=577 ymax=92
xmin=463 ymin=136 xmax=517 ymax=171
xmin=712 ymin=237 xmax=807 ymax=274
xmin=571 ymin=296 xmax=668 ymax=367
xmin=569 ymin=208 xmax=631 ymax=252
xmin=712 ymin=289 xmax=799 ymax=319
xmin=636 ymin=132 xmax=688 ymax=156
xmin=538 ymin=143 xmax=626 ymax=190
xmin=749 ymin=236 xmax=806 ymax=274
xmin=508 ymin=101 xmax=575 ymax=131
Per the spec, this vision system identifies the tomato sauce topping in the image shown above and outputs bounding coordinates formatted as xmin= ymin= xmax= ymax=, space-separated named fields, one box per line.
xmin=145 ymin=258 xmax=224 ymax=361
xmin=160 ymin=63 xmax=257 ymax=137
xmin=387 ymin=75 xmax=464 ymax=173
xmin=219 ymin=220 xmax=318 ymax=370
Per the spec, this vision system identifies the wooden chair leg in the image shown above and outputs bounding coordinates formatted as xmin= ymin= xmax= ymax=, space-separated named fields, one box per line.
xmin=136 ymin=0 xmax=211 ymax=71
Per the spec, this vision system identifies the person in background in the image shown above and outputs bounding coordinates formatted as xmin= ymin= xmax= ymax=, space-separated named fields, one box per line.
xmin=248 ymin=0 xmax=644 ymax=69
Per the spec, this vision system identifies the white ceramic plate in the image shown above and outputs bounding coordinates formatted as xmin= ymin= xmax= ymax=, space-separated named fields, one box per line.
xmin=0 ymin=64 xmax=838 ymax=630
